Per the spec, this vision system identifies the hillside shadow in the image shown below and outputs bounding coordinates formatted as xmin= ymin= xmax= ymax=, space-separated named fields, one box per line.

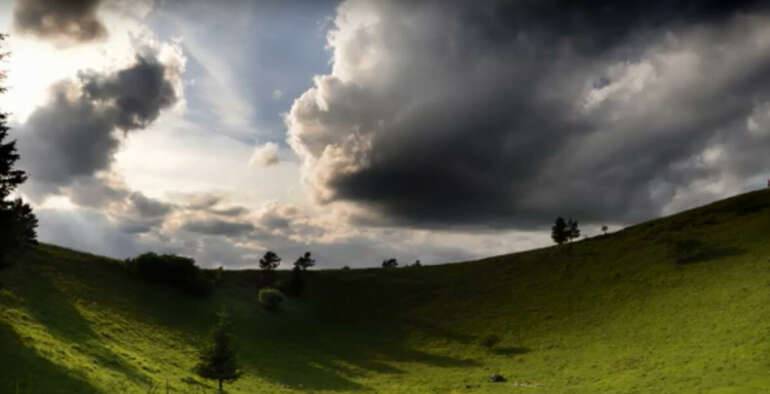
xmin=0 ymin=321 xmax=100 ymax=393
xmin=669 ymin=239 xmax=745 ymax=265
xmin=492 ymin=346 xmax=530 ymax=356
xmin=10 ymin=268 xmax=152 ymax=387
xmin=405 ymin=318 xmax=478 ymax=344
xmin=235 ymin=323 xmax=481 ymax=391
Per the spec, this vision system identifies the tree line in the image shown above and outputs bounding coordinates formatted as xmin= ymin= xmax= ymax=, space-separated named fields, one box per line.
xmin=0 ymin=35 xmax=37 ymax=271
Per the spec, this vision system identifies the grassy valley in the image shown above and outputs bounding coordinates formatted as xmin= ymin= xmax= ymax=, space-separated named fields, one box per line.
xmin=2 ymin=190 xmax=770 ymax=393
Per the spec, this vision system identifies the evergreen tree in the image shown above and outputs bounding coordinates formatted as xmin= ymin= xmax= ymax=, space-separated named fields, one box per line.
xmin=567 ymin=218 xmax=580 ymax=242
xmin=196 ymin=310 xmax=242 ymax=392
xmin=294 ymin=251 xmax=315 ymax=271
xmin=0 ymin=35 xmax=37 ymax=268
xmin=551 ymin=217 xmax=568 ymax=245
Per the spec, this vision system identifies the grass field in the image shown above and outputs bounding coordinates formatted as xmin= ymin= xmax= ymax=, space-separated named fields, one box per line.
xmin=2 ymin=190 xmax=770 ymax=393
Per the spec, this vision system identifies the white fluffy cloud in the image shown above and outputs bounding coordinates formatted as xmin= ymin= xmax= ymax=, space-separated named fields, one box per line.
xmin=249 ymin=142 xmax=280 ymax=167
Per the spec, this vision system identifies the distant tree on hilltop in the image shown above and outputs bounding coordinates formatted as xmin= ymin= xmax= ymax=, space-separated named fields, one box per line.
xmin=294 ymin=251 xmax=315 ymax=271
xmin=551 ymin=217 xmax=568 ymax=245
xmin=257 ymin=251 xmax=281 ymax=288
xmin=196 ymin=310 xmax=242 ymax=392
xmin=567 ymin=218 xmax=580 ymax=242
xmin=382 ymin=258 xmax=398 ymax=269
xmin=259 ymin=251 xmax=281 ymax=270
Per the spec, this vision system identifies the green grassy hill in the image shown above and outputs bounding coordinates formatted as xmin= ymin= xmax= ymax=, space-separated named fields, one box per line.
xmin=3 ymin=190 xmax=770 ymax=393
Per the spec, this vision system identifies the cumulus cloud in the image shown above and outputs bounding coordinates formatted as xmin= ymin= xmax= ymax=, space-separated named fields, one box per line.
xmin=14 ymin=0 xmax=107 ymax=45
xmin=55 ymin=174 xmax=175 ymax=234
xmin=287 ymin=0 xmax=770 ymax=229
xmin=249 ymin=142 xmax=280 ymax=167
xmin=18 ymin=47 xmax=184 ymax=199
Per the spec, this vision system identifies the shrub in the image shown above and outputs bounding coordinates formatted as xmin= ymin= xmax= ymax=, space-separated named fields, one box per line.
xmin=258 ymin=288 xmax=284 ymax=311
xmin=489 ymin=373 xmax=506 ymax=383
xmin=125 ymin=252 xmax=213 ymax=297
xmin=480 ymin=334 xmax=501 ymax=350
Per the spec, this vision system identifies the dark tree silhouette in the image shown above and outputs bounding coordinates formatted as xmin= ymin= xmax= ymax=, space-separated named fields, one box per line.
xmin=413 ymin=259 xmax=422 ymax=267
xmin=601 ymin=225 xmax=608 ymax=236
xmin=259 ymin=251 xmax=281 ymax=270
xmin=125 ymin=252 xmax=213 ymax=297
xmin=257 ymin=251 xmax=281 ymax=288
xmin=0 ymin=35 xmax=37 ymax=268
xmin=287 ymin=265 xmax=304 ymax=296
xmin=567 ymin=218 xmax=580 ymax=242
xmin=294 ymin=251 xmax=315 ymax=271
xmin=196 ymin=310 xmax=242 ymax=392
xmin=551 ymin=217 xmax=568 ymax=245
xmin=382 ymin=258 xmax=398 ymax=269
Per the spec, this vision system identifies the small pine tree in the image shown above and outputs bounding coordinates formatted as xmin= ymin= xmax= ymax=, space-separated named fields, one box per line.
xmin=567 ymin=218 xmax=580 ymax=242
xmin=551 ymin=217 xmax=568 ymax=245
xmin=413 ymin=259 xmax=422 ymax=268
xmin=196 ymin=310 xmax=242 ymax=392
xmin=0 ymin=35 xmax=37 ymax=268
xmin=294 ymin=251 xmax=315 ymax=271
xmin=601 ymin=225 xmax=608 ymax=236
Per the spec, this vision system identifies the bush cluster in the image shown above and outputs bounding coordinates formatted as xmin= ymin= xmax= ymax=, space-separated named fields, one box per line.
xmin=125 ymin=252 xmax=214 ymax=297
xmin=258 ymin=288 xmax=284 ymax=311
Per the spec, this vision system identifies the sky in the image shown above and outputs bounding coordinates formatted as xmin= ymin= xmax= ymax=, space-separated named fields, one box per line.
xmin=2 ymin=0 xmax=770 ymax=268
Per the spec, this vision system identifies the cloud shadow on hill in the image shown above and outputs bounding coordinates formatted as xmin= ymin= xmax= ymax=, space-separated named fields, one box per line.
xmin=0 ymin=321 xmax=101 ymax=393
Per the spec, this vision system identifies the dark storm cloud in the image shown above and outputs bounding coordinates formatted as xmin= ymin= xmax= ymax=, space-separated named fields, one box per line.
xmin=288 ymin=0 xmax=770 ymax=229
xmin=180 ymin=219 xmax=255 ymax=237
xmin=61 ymin=176 xmax=176 ymax=235
xmin=81 ymin=57 xmax=177 ymax=130
xmin=18 ymin=53 xmax=180 ymax=195
xmin=13 ymin=0 xmax=107 ymax=44
xmin=126 ymin=192 xmax=174 ymax=218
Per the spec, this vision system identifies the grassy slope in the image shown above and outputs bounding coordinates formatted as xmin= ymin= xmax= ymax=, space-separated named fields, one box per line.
xmin=2 ymin=190 xmax=770 ymax=393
